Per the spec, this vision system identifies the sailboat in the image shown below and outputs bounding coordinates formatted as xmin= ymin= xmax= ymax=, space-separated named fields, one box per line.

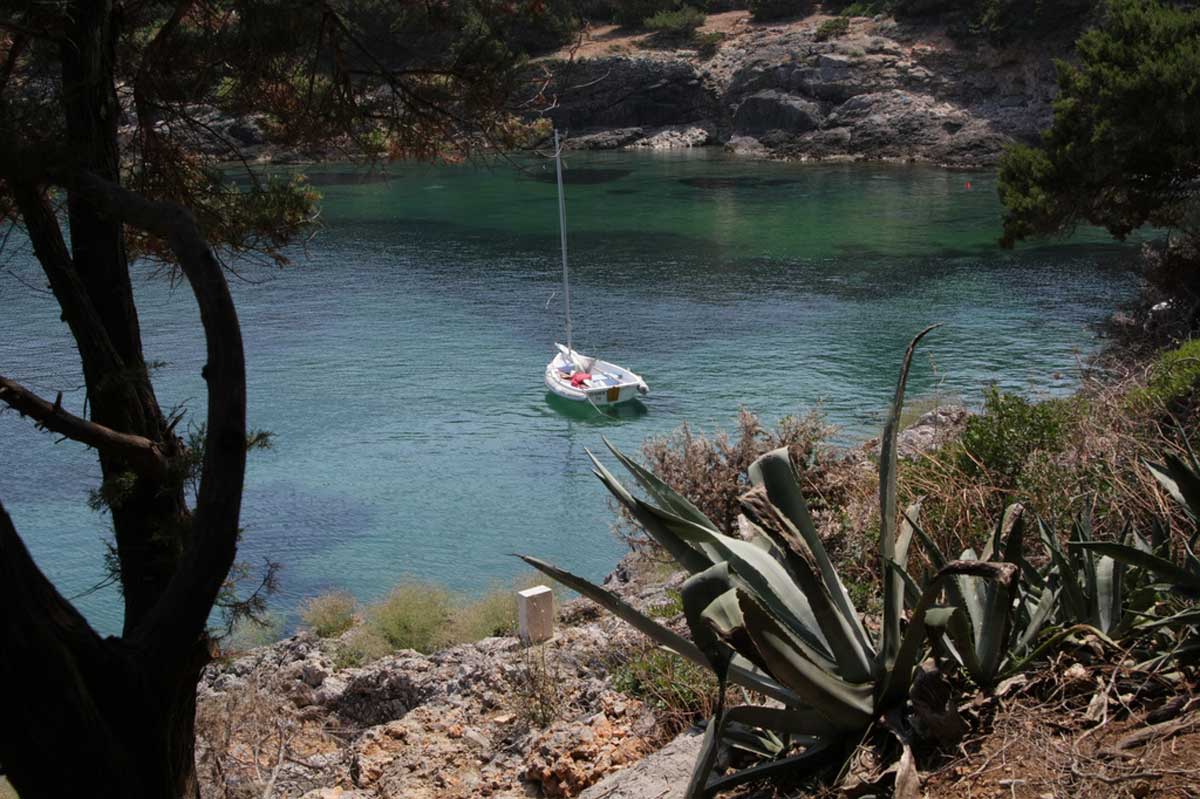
xmin=543 ymin=131 xmax=649 ymax=407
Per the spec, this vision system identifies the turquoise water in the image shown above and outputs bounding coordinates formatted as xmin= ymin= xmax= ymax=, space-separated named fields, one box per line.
xmin=1 ymin=150 xmax=1140 ymax=634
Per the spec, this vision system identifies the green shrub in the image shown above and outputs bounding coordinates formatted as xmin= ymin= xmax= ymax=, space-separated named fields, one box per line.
xmin=694 ymin=30 xmax=725 ymax=57
xmin=644 ymin=5 xmax=706 ymax=37
xmin=300 ymin=591 xmax=358 ymax=638
xmin=222 ymin=612 xmax=285 ymax=655
xmin=334 ymin=626 xmax=392 ymax=669
xmin=451 ymin=585 xmax=520 ymax=641
xmin=366 ymin=582 xmax=454 ymax=653
xmin=748 ymin=0 xmax=813 ymax=21
xmin=615 ymin=0 xmax=676 ymax=26
xmin=957 ymin=387 xmax=1070 ymax=486
xmin=1127 ymin=338 xmax=1200 ymax=409
xmin=814 ymin=15 xmax=850 ymax=39
xmin=612 ymin=647 xmax=719 ymax=736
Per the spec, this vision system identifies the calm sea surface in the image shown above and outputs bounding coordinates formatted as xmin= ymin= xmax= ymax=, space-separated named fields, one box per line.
xmin=2 ymin=150 xmax=1140 ymax=634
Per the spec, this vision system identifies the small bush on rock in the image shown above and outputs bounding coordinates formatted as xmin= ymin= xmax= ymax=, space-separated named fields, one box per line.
xmin=644 ymin=5 xmax=706 ymax=38
xmin=367 ymin=582 xmax=454 ymax=653
xmin=815 ymin=15 xmax=850 ymax=39
xmin=300 ymin=591 xmax=357 ymax=638
xmin=334 ymin=626 xmax=392 ymax=669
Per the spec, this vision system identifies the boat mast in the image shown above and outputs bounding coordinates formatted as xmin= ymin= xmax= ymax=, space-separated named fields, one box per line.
xmin=554 ymin=129 xmax=572 ymax=356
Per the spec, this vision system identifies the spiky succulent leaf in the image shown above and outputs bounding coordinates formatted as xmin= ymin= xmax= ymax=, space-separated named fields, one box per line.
xmin=1072 ymin=542 xmax=1200 ymax=593
xmin=517 ymin=555 xmax=800 ymax=704
xmin=738 ymin=492 xmax=874 ymax=683
xmin=1147 ymin=453 xmax=1200 ymax=521
xmin=636 ymin=500 xmax=838 ymax=670
xmin=746 ymin=449 xmax=875 ymax=668
xmin=588 ymin=450 xmax=715 ymax=574
xmin=737 ymin=592 xmax=874 ymax=729
xmin=879 ymin=325 xmax=940 ymax=666
xmin=603 ymin=438 xmax=722 ymax=533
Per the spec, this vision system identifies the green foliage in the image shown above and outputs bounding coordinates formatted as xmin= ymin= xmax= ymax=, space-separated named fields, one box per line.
xmin=300 ymin=591 xmax=358 ymax=638
xmin=366 ymin=582 xmax=455 ymax=653
xmin=333 ymin=626 xmax=393 ymax=669
xmin=958 ymin=387 xmax=1070 ymax=487
xmin=836 ymin=1 xmax=894 ymax=15
xmin=999 ymin=0 xmax=1200 ymax=247
xmin=449 ymin=585 xmax=521 ymax=641
xmin=644 ymin=6 xmax=707 ymax=38
xmin=615 ymin=0 xmax=678 ymax=25
xmin=748 ymin=0 xmax=813 ymax=21
xmin=613 ymin=648 xmax=719 ymax=734
xmin=523 ymin=327 xmax=1032 ymax=794
xmin=1127 ymin=339 xmax=1200 ymax=409
xmin=814 ymin=16 xmax=850 ymax=39
xmin=695 ymin=31 xmax=726 ymax=58
xmin=222 ymin=612 xmax=286 ymax=654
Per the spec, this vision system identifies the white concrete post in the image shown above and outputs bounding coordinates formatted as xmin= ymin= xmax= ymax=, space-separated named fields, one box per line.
xmin=517 ymin=585 xmax=555 ymax=644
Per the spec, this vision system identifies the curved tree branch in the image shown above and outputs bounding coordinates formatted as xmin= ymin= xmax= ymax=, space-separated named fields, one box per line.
xmin=60 ymin=170 xmax=247 ymax=662
xmin=0 ymin=375 xmax=169 ymax=479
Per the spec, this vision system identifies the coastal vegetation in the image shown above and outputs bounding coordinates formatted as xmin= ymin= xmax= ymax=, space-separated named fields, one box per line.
xmin=999 ymin=0 xmax=1200 ymax=290
xmin=524 ymin=326 xmax=1200 ymax=796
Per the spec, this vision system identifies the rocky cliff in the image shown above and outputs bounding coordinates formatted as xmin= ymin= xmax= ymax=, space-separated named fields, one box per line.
xmin=538 ymin=12 xmax=1075 ymax=166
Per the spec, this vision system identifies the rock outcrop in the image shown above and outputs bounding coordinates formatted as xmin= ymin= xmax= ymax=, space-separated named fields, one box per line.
xmin=196 ymin=555 xmax=680 ymax=799
xmin=538 ymin=13 xmax=1073 ymax=166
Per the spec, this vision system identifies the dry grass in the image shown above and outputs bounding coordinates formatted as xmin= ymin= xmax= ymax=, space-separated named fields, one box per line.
xmin=196 ymin=674 xmax=341 ymax=798
xmin=621 ymin=409 xmax=856 ymax=541
xmin=299 ymin=591 xmax=357 ymax=639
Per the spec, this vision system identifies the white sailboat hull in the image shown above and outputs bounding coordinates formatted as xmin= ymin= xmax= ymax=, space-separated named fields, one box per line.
xmin=544 ymin=344 xmax=648 ymax=406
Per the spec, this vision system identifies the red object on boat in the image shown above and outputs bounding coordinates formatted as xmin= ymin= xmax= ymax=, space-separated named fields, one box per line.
xmin=570 ymin=372 xmax=592 ymax=387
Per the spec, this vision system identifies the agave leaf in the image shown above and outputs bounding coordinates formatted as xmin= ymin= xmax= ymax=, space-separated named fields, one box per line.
xmin=1047 ymin=521 xmax=1090 ymax=623
xmin=882 ymin=501 xmax=922 ymax=673
xmin=746 ymin=449 xmax=875 ymax=665
xmin=588 ymin=451 xmax=715 ymax=574
xmin=1147 ymin=453 xmax=1200 ymax=521
xmin=1095 ymin=555 xmax=1120 ymax=635
xmin=722 ymin=721 xmax=787 ymax=757
xmin=603 ymin=438 xmax=722 ymax=532
xmin=738 ymin=592 xmax=874 ymax=729
xmin=973 ymin=573 xmax=1019 ymax=685
xmin=636 ymin=499 xmax=839 ymax=669
xmin=723 ymin=704 xmax=844 ymax=737
xmin=1014 ymin=584 xmax=1059 ymax=653
xmin=738 ymin=493 xmax=874 ymax=683
xmin=1073 ymin=542 xmax=1200 ymax=593
xmin=878 ymin=560 xmax=949 ymax=707
xmin=684 ymin=710 xmax=724 ymax=799
xmin=879 ymin=326 xmax=940 ymax=668
xmin=681 ymin=563 xmax=741 ymax=676
xmin=517 ymin=555 xmax=800 ymax=704
xmin=1143 ymin=606 xmax=1200 ymax=629
xmin=702 ymin=739 xmax=839 ymax=797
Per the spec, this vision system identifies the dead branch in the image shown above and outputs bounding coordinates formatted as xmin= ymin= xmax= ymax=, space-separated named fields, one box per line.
xmin=0 ymin=374 xmax=169 ymax=478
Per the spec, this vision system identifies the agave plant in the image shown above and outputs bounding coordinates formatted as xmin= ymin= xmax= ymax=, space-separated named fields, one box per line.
xmin=1030 ymin=511 xmax=1163 ymax=638
xmin=896 ymin=503 xmax=1054 ymax=689
xmin=520 ymin=327 xmax=1019 ymax=796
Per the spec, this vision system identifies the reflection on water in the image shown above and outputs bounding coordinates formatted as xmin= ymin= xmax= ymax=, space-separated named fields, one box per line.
xmin=0 ymin=150 xmax=1140 ymax=634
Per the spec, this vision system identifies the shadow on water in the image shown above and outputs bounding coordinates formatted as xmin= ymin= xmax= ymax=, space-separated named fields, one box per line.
xmin=543 ymin=392 xmax=649 ymax=424
xmin=527 ymin=168 xmax=634 ymax=185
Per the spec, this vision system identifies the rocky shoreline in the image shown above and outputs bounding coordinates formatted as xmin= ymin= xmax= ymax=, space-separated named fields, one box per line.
xmin=538 ymin=12 xmax=1075 ymax=167
xmin=195 ymin=406 xmax=968 ymax=799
